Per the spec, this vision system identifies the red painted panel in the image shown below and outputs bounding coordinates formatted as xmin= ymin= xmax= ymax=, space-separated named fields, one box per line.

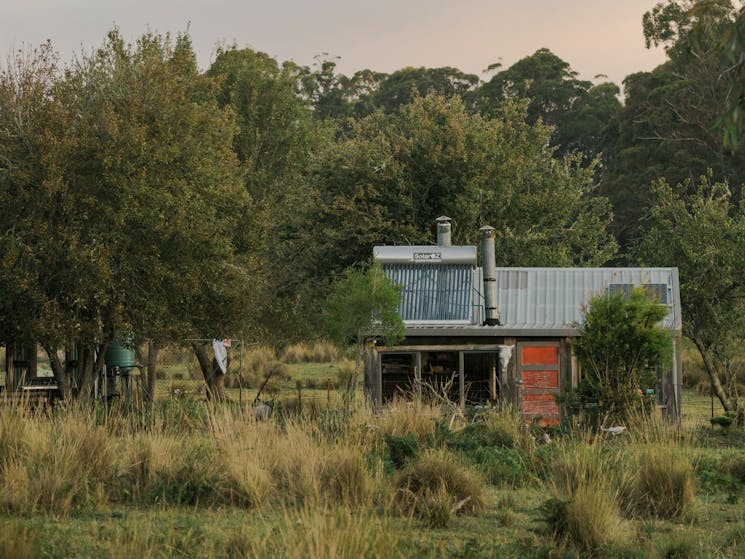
xmin=521 ymin=346 xmax=558 ymax=366
xmin=522 ymin=398 xmax=559 ymax=415
xmin=523 ymin=370 xmax=559 ymax=390
xmin=522 ymin=393 xmax=559 ymax=417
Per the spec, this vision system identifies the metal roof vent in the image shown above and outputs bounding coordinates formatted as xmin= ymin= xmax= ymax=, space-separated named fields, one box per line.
xmin=436 ymin=216 xmax=452 ymax=247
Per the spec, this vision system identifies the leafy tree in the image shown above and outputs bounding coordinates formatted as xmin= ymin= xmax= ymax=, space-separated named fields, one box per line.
xmin=325 ymin=264 xmax=404 ymax=391
xmin=553 ymin=82 xmax=622 ymax=162
xmin=601 ymin=0 xmax=745 ymax=246
xmin=208 ymin=47 xmax=315 ymax=197
xmin=473 ymin=49 xmax=620 ymax=160
xmin=476 ymin=48 xmax=591 ymax=124
xmin=632 ymin=176 xmax=745 ymax=412
xmin=297 ymin=55 xmax=388 ymax=120
xmin=717 ymin=8 xmax=745 ymax=147
xmin=570 ymin=288 xmax=672 ymax=423
xmin=0 ymin=31 xmax=250 ymax=400
xmin=371 ymin=66 xmax=479 ymax=114
xmin=305 ymin=93 xmax=616 ymax=287
xmin=208 ymin=47 xmax=335 ymax=342
xmin=0 ymin=42 xmax=91 ymax=398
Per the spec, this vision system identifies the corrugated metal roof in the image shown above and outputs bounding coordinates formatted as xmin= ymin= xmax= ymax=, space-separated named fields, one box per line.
xmin=491 ymin=267 xmax=681 ymax=333
xmin=380 ymin=265 xmax=681 ymax=335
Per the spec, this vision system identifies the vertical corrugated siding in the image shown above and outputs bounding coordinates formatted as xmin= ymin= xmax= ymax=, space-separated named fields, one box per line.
xmin=383 ymin=263 xmax=473 ymax=321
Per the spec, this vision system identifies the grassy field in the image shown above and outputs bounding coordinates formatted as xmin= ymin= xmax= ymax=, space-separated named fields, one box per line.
xmin=2 ymin=344 xmax=745 ymax=558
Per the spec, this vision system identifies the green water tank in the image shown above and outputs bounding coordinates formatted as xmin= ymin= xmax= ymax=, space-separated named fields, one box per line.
xmin=105 ymin=339 xmax=136 ymax=372
xmin=104 ymin=339 xmax=136 ymax=399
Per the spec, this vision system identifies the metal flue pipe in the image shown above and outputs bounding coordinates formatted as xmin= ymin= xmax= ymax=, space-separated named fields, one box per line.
xmin=436 ymin=216 xmax=452 ymax=247
xmin=480 ymin=225 xmax=500 ymax=325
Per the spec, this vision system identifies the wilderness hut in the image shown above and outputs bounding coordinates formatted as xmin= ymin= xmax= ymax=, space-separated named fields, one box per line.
xmin=364 ymin=217 xmax=683 ymax=425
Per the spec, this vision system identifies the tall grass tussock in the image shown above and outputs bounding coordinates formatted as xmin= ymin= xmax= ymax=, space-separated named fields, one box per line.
xmin=393 ymin=449 xmax=484 ymax=526
xmin=281 ymin=341 xmax=339 ymax=364
xmin=544 ymin=441 xmax=628 ymax=553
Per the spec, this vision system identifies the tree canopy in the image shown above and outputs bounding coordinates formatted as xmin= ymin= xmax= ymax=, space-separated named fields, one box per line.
xmin=632 ymin=176 xmax=745 ymax=411
xmin=0 ymin=31 xmax=250 ymax=397
xmin=304 ymin=93 xmax=616 ymax=285
xmin=602 ymin=0 xmax=745 ymax=246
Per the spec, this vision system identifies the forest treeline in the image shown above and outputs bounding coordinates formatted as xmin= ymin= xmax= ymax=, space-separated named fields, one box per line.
xmin=1 ymin=1 xmax=744 ymax=409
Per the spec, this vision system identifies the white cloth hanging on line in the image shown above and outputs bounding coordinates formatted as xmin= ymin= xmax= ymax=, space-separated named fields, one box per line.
xmin=213 ymin=339 xmax=228 ymax=374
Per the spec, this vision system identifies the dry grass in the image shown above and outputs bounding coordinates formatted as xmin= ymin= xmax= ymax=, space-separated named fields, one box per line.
xmin=545 ymin=441 xmax=628 ymax=553
xmin=0 ymin=383 xmax=724 ymax=558
xmin=376 ymin=398 xmax=442 ymax=438
xmin=281 ymin=341 xmax=339 ymax=364
xmin=0 ymin=407 xmax=115 ymax=514
xmin=0 ymin=522 xmax=39 ymax=559
xmin=208 ymin=409 xmax=379 ymax=509
xmin=480 ymin=404 xmax=536 ymax=451
xmin=393 ymin=449 xmax=485 ymax=523
xmin=624 ymin=444 xmax=696 ymax=519
xmin=626 ymin=407 xmax=694 ymax=446
xmin=229 ymin=507 xmax=405 ymax=559
xmin=245 ymin=345 xmax=277 ymax=375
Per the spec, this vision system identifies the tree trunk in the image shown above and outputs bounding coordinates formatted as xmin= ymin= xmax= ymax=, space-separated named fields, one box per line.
xmin=146 ymin=340 xmax=159 ymax=403
xmin=695 ymin=339 xmax=734 ymax=412
xmin=76 ymin=342 xmax=109 ymax=400
xmin=191 ymin=342 xmax=226 ymax=401
xmin=42 ymin=343 xmax=68 ymax=400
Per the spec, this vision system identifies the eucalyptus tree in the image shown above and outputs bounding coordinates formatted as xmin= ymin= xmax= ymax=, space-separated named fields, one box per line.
xmin=632 ymin=177 xmax=745 ymax=412
xmin=473 ymin=48 xmax=621 ymax=162
xmin=601 ymin=0 xmax=745 ymax=246
xmin=370 ymin=66 xmax=479 ymax=114
xmin=208 ymin=47 xmax=331 ymax=342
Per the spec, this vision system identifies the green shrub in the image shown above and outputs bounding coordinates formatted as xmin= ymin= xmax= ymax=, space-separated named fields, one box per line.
xmin=570 ymin=288 xmax=672 ymax=423
xmin=386 ymin=433 xmax=420 ymax=469
xmin=449 ymin=422 xmax=509 ymax=453
xmin=469 ymin=447 xmax=527 ymax=486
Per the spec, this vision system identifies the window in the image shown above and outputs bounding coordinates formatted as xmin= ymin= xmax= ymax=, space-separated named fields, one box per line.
xmin=608 ymin=283 xmax=668 ymax=304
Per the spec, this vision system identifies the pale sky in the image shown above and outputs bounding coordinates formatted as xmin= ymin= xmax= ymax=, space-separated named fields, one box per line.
xmin=2 ymin=0 xmax=667 ymax=88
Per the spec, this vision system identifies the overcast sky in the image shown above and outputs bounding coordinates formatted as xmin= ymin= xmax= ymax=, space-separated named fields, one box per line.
xmin=2 ymin=1 xmax=667 ymax=88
